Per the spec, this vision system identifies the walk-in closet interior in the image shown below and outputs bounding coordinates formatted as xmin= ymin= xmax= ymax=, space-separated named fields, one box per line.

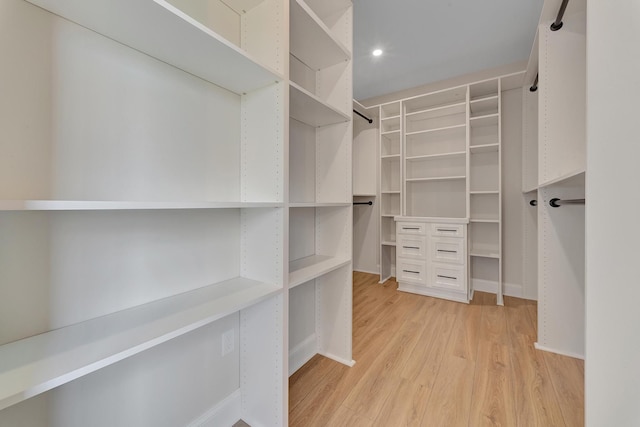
xmin=1 ymin=0 xmax=638 ymax=425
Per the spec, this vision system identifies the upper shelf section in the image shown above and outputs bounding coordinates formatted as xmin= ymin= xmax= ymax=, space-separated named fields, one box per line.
xmin=290 ymin=0 xmax=351 ymax=70
xmin=23 ymin=0 xmax=283 ymax=95
xmin=290 ymin=82 xmax=351 ymax=127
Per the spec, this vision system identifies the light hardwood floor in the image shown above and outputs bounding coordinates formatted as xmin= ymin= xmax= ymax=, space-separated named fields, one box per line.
xmin=289 ymin=272 xmax=584 ymax=426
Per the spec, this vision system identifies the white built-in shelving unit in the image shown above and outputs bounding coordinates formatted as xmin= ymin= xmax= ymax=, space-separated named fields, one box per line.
xmin=372 ymin=72 xmax=524 ymax=305
xmin=522 ymin=0 xmax=586 ymax=359
xmin=378 ymin=102 xmax=402 ymax=282
xmin=468 ymin=78 xmax=503 ymax=305
xmin=0 ymin=0 xmax=347 ymax=425
xmin=288 ymin=0 xmax=354 ymax=375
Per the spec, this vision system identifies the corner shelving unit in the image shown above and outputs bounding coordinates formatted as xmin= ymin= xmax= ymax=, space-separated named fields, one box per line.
xmin=1 ymin=0 xmax=288 ymax=425
xmin=288 ymin=0 xmax=354 ymax=376
xmin=378 ymin=101 xmax=402 ymax=282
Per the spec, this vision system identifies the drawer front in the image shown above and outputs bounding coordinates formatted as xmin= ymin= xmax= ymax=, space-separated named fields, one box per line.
xmin=431 ymin=238 xmax=464 ymax=264
xmin=431 ymin=263 xmax=466 ymax=293
xmin=397 ymin=222 xmax=427 ymax=235
xmin=431 ymin=223 xmax=465 ymax=238
xmin=397 ymin=260 xmax=427 ymax=285
xmin=397 ymin=235 xmax=427 ymax=259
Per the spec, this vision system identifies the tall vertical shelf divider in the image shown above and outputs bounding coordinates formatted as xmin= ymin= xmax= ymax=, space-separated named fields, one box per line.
xmin=468 ymin=78 xmax=503 ymax=305
xmin=0 ymin=0 xmax=291 ymax=425
xmin=288 ymin=0 xmax=354 ymax=375
xmin=378 ymin=101 xmax=402 ymax=283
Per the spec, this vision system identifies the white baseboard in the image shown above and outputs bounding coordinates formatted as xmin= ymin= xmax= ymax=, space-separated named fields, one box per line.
xmin=288 ymin=334 xmax=317 ymax=376
xmin=319 ymin=351 xmax=356 ymax=367
xmin=504 ymin=282 xmax=524 ymax=298
xmin=352 ymin=268 xmax=379 ymax=275
xmin=471 ymin=278 xmax=498 ymax=294
xmin=534 ymin=342 xmax=585 ymax=360
xmin=187 ymin=389 xmax=241 ymax=427
xmin=471 ymin=279 xmax=525 ymax=299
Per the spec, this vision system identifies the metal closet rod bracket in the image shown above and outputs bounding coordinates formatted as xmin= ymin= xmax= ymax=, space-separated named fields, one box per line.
xmin=549 ymin=198 xmax=585 ymax=207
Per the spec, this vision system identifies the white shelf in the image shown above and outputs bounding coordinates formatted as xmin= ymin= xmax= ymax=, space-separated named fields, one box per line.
xmin=381 ymin=190 xmax=401 ymax=194
xmin=538 ymin=169 xmax=585 ymax=189
xmin=288 ymin=255 xmax=351 ymax=288
xmin=470 ymin=113 xmax=499 ymax=127
xmin=381 ymin=130 xmax=401 ymax=135
xmin=470 ymin=218 xmax=500 ymax=223
xmin=304 ymin=0 xmax=352 ymax=22
xmin=469 ymin=95 xmax=498 ymax=116
xmin=289 ymin=202 xmax=350 ymax=208
xmin=470 ymin=190 xmax=499 ymax=195
xmin=405 ymin=102 xmax=466 ymax=121
xmin=353 ymin=193 xmax=377 ymax=197
xmin=381 ymin=214 xmax=397 ymax=218
xmin=381 ymin=154 xmax=401 ymax=159
xmin=0 ymin=277 xmax=281 ymax=411
xmin=290 ymin=82 xmax=350 ymax=127
xmin=406 ymin=151 xmax=466 ymax=161
xmin=23 ymin=0 xmax=283 ymax=95
xmin=470 ymin=143 xmax=500 ymax=153
xmin=380 ymin=115 xmax=401 ymax=121
xmin=405 ymin=123 xmax=465 ymax=136
xmin=381 ymin=241 xmax=396 ymax=247
xmin=470 ymin=249 xmax=500 ymax=259
xmin=290 ymin=0 xmax=351 ymax=70
xmin=406 ymin=176 xmax=466 ymax=182
xmin=0 ymin=200 xmax=284 ymax=211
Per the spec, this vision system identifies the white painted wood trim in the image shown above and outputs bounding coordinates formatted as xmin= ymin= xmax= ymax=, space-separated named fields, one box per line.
xmin=187 ymin=389 xmax=241 ymax=427
xmin=534 ymin=342 xmax=584 ymax=360
xmin=288 ymin=334 xmax=317 ymax=376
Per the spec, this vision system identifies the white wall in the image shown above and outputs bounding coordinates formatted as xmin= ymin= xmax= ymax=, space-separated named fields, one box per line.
xmin=353 ymin=113 xmax=379 ymax=274
xmin=585 ymin=0 xmax=640 ymax=424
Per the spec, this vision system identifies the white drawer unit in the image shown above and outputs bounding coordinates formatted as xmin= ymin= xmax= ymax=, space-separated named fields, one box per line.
xmin=395 ymin=218 xmax=469 ymax=303
xmin=431 ymin=223 xmax=465 ymax=238
xmin=431 ymin=263 xmax=466 ymax=293
xmin=397 ymin=235 xmax=427 ymax=259
xmin=397 ymin=259 xmax=427 ymax=285
xmin=397 ymin=222 xmax=427 ymax=235
xmin=431 ymin=237 xmax=465 ymax=264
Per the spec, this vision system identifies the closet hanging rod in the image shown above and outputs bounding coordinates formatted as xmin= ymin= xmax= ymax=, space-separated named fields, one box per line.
xmin=530 ymin=74 xmax=538 ymax=92
xmin=353 ymin=109 xmax=373 ymax=124
xmin=551 ymin=0 xmax=570 ymax=31
xmin=549 ymin=197 xmax=585 ymax=207
xmin=353 ymin=201 xmax=373 ymax=206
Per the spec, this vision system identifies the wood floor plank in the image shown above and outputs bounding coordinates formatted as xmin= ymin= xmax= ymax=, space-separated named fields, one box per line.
xmin=469 ymin=340 xmax=517 ymax=426
xmin=373 ymin=378 xmax=430 ymax=426
xmin=324 ymin=404 xmax=374 ymax=427
xmin=543 ymin=351 xmax=585 ymax=427
xmin=420 ymin=355 xmax=475 ymax=427
xmin=509 ymin=333 xmax=566 ymax=427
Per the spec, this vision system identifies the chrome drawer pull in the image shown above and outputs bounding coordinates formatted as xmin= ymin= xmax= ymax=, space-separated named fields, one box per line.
xmin=437 ymin=274 xmax=457 ymax=280
xmin=437 ymin=249 xmax=457 ymax=253
xmin=403 ymin=227 xmax=420 ymax=230
xmin=437 ymin=228 xmax=457 ymax=232
xmin=403 ymin=269 xmax=420 ymax=274
xmin=403 ymin=246 xmax=420 ymax=249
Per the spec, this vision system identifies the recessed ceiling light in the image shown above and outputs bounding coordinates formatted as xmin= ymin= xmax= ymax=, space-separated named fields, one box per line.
xmin=372 ymin=49 xmax=383 ymax=57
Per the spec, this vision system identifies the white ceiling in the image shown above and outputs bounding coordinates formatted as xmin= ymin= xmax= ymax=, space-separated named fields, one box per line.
xmin=353 ymin=0 xmax=544 ymax=101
